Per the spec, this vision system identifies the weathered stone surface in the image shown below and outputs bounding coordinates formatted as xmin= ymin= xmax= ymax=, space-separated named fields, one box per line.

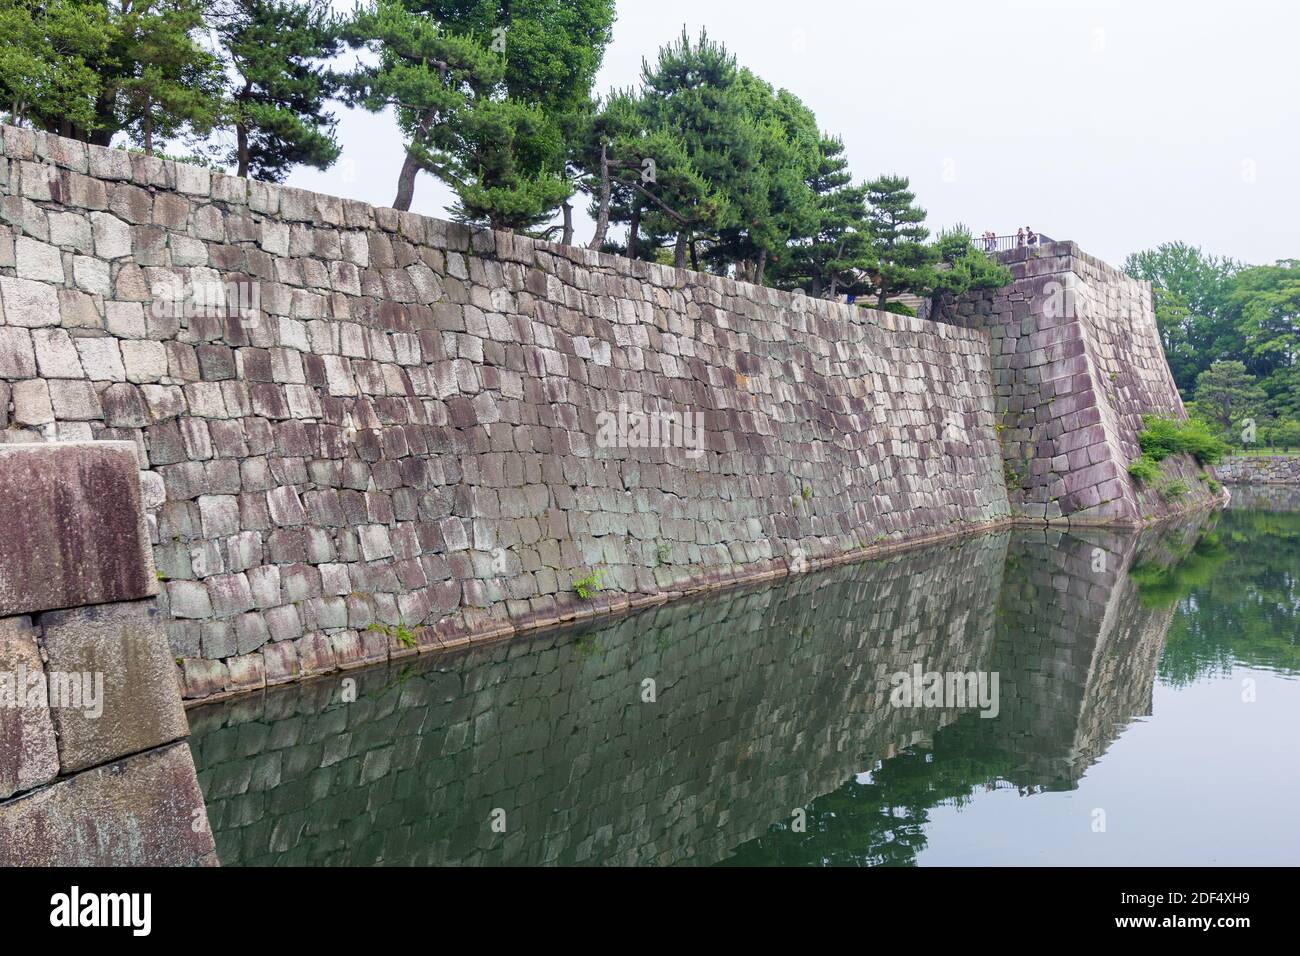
xmin=933 ymin=242 xmax=1218 ymax=525
xmin=0 ymin=274 xmax=60 ymax=326
xmin=39 ymin=599 xmax=189 ymax=773
xmin=0 ymin=124 xmax=1209 ymax=702
xmin=0 ymin=742 xmax=217 ymax=866
xmin=0 ymin=616 xmax=61 ymax=799
xmin=1218 ymin=455 xmax=1300 ymax=484
xmin=0 ymin=443 xmax=157 ymax=617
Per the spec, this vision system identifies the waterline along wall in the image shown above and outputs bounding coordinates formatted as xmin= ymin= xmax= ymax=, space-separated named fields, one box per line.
xmin=0 ymin=124 xmax=1219 ymax=702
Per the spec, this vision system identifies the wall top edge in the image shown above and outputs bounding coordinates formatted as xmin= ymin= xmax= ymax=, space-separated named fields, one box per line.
xmin=2 ymin=121 xmax=1123 ymax=342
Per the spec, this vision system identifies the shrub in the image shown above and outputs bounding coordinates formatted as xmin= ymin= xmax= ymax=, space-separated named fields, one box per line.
xmin=1137 ymin=416 xmax=1229 ymax=465
xmin=1128 ymin=456 xmax=1161 ymax=485
xmin=572 ymin=568 xmax=605 ymax=600
xmin=1158 ymin=480 xmax=1188 ymax=501
xmin=366 ymin=622 xmax=416 ymax=648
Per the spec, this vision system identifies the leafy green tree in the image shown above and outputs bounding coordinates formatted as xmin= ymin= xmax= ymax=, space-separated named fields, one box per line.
xmin=769 ymin=135 xmax=873 ymax=299
xmin=346 ymin=0 xmax=614 ymax=228
xmin=1122 ymin=242 xmax=1243 ymax=393
xmin=705 ymin=71 xmax=819 ymax=284
xmin=1193 ymin=360 xmax=1265 ymax=433
xmin=1225 ymin=260 xmax=1300 ymax=383
xmin=0 ymin=0 xmax=109 ymax=134
xmin=209 ymin=0 xmax=344 ymax=181
xmin=863 ymin=174 xmax=935 ymax=308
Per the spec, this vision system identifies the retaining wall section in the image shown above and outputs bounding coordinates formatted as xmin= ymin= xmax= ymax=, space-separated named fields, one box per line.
xmin=1218 ymin=455 xmax=1300 ymax=484
xmin=0 ymin=123 xmax=1012 ymax=701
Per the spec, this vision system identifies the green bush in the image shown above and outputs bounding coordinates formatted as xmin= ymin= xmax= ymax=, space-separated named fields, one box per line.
xmin=1158 ymin=479 xmax=1188 ymax=501
xmin=572 ymin=568 xmax=605 ymax=600
xmin=1128 ymin=456 xmax=1161 ymax=485
xmin=1137 ymin=416 xmax=1229 ymax=465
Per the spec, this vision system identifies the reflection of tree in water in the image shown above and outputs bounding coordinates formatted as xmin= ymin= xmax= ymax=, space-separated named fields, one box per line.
xmin=720 ymin=724 xmax=1020 ymax=867
xmin=1153 ymin=508 xmax=1300 ymax=685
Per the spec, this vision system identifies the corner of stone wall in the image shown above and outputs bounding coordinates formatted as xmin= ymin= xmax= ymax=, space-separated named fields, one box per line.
xmin=937 ymin=241 xmax=1223 ymax=527
xmin=0 ymin=441 xmax=217 ymax=865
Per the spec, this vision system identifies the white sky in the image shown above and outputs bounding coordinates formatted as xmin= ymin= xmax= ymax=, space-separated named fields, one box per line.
xmin=288 ymin=0 xmax=1300 ymax=268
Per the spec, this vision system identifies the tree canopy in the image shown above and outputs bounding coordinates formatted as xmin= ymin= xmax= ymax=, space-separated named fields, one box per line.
xmin=1125 ymin=243 xmax=1300 ymax=441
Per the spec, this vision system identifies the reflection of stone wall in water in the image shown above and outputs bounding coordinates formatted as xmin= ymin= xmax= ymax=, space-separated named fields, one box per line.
xmin=1225 ymin=482 xmax=1300 ymax=512
xmin=191 ymin=533 xmax=1008 ymax=866
xmin=190 ymin=520 xmax=1198 ymax=866
xmin=973 ymin=526 xmax=1181 ymax=790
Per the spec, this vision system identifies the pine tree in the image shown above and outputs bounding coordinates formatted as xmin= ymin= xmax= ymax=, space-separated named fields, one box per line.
xmin=0 ymin=0 xmax=110 ymax=134
xmin=635 ymin=29 xmax=744 ymax=268
xmin=864 ymin=174 xmax=935 ymax=309
xmin=770 ymin=135 xmax=873 ymax=299
xmin=209 ymin=0 xmax=344 ymax=181
xmin=1193 ymin=360 xmax=1265 ymax=431
xmin=928 ymin=224 xmax=1013 ymax=305
xmin=2 ymin=1 xmax=223 ymax=150
xmin=345 ymin=0 xmax=613 ymax=228
xmin=706 ymin=73 xmax=819 ymax=284
xmin=344 ymin=0 xmax=501 ymax=212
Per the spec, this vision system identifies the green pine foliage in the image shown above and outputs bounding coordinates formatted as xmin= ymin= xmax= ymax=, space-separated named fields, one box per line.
xmin=209 ymin=0 xmax=345 ymax=181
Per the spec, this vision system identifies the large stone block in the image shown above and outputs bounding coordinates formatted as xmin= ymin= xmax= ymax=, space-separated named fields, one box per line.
xmin=0 ymin=616 xmax=61 ymax=799
xmin=39 ymin=599 xmax=189 ymax=773
xmin=0 ymin=742 xmax=217 ymax=866
xmin=0 ymin=442 xmax=158 ymax=617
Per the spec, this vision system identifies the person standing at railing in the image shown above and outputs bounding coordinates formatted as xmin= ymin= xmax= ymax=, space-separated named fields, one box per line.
xmin=1017 ymin=227 xmax=1026 ymax=248
xmin=1026 ymin=226 xmax=1037 ymax=246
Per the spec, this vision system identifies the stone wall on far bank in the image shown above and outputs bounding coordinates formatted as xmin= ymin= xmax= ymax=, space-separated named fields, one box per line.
xmin=1218 ymin=455 xmax=1300 ymax=484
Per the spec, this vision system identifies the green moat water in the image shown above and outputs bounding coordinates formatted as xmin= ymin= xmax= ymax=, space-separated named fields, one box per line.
xmin=190 ymin=490 xmax=1300 ymax=866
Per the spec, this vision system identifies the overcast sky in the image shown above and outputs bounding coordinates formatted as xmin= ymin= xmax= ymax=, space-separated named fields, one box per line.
xmin=289 ymin=0 xmax=1300 ymax=269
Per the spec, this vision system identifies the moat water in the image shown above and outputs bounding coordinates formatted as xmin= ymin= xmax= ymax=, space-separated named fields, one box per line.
xmin=189 ymin=489 xmax=1300 ymax=866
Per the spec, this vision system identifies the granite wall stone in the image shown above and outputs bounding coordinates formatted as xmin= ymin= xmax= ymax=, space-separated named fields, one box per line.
xmin=0 ymin=441 xmax=215 ymax=866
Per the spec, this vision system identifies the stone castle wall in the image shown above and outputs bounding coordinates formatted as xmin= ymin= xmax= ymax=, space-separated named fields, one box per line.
xmin=0 ymin=124 xmax=1014 ymax=700
xmin=932 ymin=243 xmax=1221 ymax=524
xmin=0 ymin=124 xmax=1213 ymax=701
